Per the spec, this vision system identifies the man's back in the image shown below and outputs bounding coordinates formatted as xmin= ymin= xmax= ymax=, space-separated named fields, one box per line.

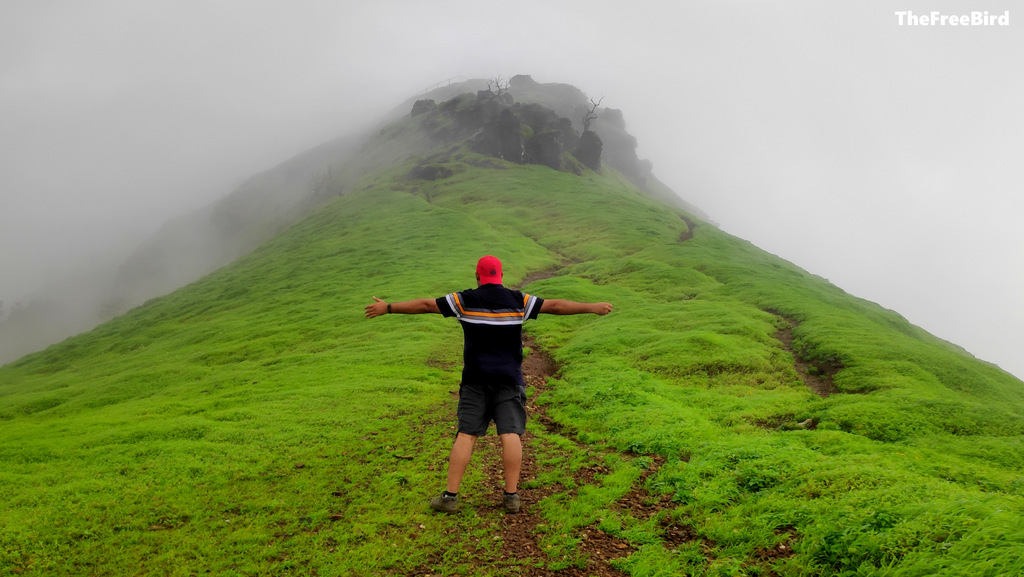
xmin=436 ymin=284 xmax=543 ymax=385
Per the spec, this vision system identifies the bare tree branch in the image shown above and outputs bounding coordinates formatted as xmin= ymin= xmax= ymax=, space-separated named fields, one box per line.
xmin=487 ymin=76 xmax=510 ymax=96
xmin=582 ymin=96 xmax=604 ymax=132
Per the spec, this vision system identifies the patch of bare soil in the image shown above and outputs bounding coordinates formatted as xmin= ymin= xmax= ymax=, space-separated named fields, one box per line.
xmin=612 ymin=455 xmax=670 ymax=521
xmin=771 ymin=315 xmax=839 ymax=398
xmin=746 ymin=526 xmax=799 ymax=577
xmin=678 ymin=214 xmax=697 ymax=242
xmin=609 ymin=456 xmax=717 ymax=561
xmin=515 ymin=257 xmax=580 ymax=290
xmin=519 ymin=268 xmax=563 ymax=288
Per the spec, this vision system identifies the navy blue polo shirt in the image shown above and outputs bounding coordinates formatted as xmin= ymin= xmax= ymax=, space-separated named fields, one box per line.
xmin=435 ymin=284 xmax=544 ymax=386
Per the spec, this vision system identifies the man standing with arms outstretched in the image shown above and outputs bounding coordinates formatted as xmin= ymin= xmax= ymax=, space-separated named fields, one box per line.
xmin=364 ymin=255 xmax=612 ymax=513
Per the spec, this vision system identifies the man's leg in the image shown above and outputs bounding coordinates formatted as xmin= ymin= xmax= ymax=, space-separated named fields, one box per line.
xmin=499 ymin=433 xmax=522 ymax=493
xmin=446 ymin=432 xmax=478 ymax=493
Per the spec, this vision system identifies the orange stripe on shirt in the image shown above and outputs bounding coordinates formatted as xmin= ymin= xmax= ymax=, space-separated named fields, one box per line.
xmin=453 ymin=293 xmax=526 ymax=318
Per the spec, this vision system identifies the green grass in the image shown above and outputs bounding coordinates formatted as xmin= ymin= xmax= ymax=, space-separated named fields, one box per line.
xmin=2 ymin=134 xmax=1023 ymax=576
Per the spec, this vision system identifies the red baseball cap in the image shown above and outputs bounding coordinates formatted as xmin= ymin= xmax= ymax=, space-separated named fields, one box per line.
xmin=476 ymin=255 xmax=503 ymax=285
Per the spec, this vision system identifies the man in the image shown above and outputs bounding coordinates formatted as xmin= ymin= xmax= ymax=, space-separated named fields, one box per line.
xmin=364 ymin=255 xmax=612 ymax=514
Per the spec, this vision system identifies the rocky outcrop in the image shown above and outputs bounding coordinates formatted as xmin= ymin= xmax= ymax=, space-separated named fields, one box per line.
xmin=478 ymin=107 xmax=523 ymax=162
xmin=524 ymin=129 xmax=563 ymax=170
xmin=451 ymin=94 xmax=501 ymax=133
xmin=409 ymin=81 xmax=605 ymax=175
xmin=400 ymin=76 xmax=683 ymax=201
xmin=573 ymin=130 xmax=602 ymax=172
xmin=410 ymin=99 xmax=435 ymax=117
xmin=505 ymin=77 xmax=663 ymax=191
xmin=495 ymin=108 xmax=523 ymax=162
xmin=516 ymin=103 xmax=578 ymax=152
xmin=592 ymin=107 xmax=643 ymax=182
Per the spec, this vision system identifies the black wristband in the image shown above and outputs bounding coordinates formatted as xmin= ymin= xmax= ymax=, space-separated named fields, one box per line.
xmin=387 ymin=303 xmax=391 ymax=314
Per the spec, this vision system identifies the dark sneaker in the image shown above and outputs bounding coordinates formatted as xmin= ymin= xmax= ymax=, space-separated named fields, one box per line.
xmin=503 ymin=492 xmax=521 ymax=513
xmin=430 ymin=493 xmax=458 ymax=514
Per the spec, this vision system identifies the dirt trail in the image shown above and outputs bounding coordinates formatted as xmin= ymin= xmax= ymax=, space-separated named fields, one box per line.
xmin=772 ymin=315 xmax=839 ymax=398
xmin=678 ymin=214 xmax=697 ymax=242
xmin=458 ymin=337 xmax=631 ymax=576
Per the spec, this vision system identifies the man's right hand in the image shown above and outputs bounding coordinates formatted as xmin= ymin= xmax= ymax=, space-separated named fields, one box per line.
xmin=365 ymin=296 xmax=388 ymax=318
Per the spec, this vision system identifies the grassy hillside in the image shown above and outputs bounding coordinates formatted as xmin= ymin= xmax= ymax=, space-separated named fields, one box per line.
xmin=3 ymin=142 xmax=1023 ymax=575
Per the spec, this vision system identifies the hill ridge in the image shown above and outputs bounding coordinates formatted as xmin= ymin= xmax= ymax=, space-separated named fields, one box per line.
xmin=2 ymin=87 xmax=1023 ymax=575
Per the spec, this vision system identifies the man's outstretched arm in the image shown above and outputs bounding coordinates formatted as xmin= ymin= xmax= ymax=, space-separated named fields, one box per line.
xmin=539 ymin=299 xmax=612 ymax=316
xmin=364 ymin=296 xmax=441 ymax=318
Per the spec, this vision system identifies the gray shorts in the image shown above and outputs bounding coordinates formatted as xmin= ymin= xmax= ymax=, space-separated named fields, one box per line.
xmin=456 ymin=381 xmax=526 ymax=436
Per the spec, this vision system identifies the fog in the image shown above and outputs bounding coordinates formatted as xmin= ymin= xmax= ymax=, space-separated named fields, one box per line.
xmin=3 ymin=1 xmax=1022 ymax=379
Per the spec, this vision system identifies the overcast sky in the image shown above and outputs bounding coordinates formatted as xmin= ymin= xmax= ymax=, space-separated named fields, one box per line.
xmin=2 ymin=0 xmax=1022 ymax=379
